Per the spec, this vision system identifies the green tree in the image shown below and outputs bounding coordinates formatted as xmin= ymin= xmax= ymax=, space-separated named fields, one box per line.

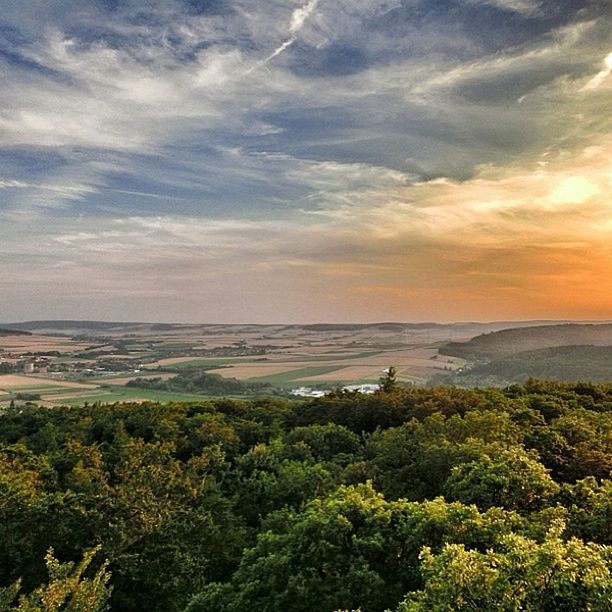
xmin=379 ymin=367 xmax=398 ymax=393
xmin=187 ymin=484 xmax=531 ymax=612
xmin=397 ymin=524 xmax=611 ymax=611
xmin=444 ymin=447 xmax=559 ymax=512
xmin=285 ymin=424 xmax=362 ymax=462
xmin=0 ymin=547 xmax=111 ymax=611
xmin=557 ymin=477 xmax=612 ymax=544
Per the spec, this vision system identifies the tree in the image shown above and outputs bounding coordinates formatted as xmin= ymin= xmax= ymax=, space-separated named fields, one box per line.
xmin=379 ymin=367 xmax=398 ymax=393
xmin=187 ymin=483 xmax=410 ymax=612
xmin=285 ymin=424 xmax=362 ymax=462
xmin=557 ymin=477 xmax=612 ymax=544
xmin=0 ymin=547 xmax=111 ymax=611
xmin=444 ymin=447 xmax=559 ymax=512
xmin=396 ymin=524 xmax=611 ymax=611
xmin=187 ymin=484 xmax=530 ymax=612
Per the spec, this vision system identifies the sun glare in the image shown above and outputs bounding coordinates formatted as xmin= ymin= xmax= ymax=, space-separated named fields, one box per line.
xmin=549 ymin=176 xmax=601 ymax=205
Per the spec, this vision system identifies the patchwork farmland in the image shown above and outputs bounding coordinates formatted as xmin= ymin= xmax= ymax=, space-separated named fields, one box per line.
xmin=0 ymin=319 xmax=539 ymax=406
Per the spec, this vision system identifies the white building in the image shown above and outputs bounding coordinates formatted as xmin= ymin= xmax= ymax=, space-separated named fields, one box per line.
xmin=290 ymin=387 xmax=328 ymax=398
xmin=342 ymin=383 xmax=380 ymax=394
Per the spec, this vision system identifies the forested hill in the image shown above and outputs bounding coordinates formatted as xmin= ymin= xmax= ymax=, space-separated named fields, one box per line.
xmin=440 ymin=323 xmax=612 ymax=360
xmin=0 ymin=382 xmax=610 ymax=611
xmin=453 ymin=345 xmax=612 ymax=385
xmin=0 ymin=328 xmax=31 ymax=336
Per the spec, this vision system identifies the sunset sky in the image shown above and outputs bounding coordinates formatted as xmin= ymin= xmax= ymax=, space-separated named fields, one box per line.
xmin=1 ymin=0 xmax=611 ymax=323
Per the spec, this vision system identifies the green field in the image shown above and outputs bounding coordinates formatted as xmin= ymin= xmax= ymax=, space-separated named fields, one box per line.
xmin=0 ymin=384 xmax=85 ymax=394
xmin=50 ymin=385 xmax=211 ymax=406
xmin=284 ymin=351 xmax=382 ymax=362
xmin=0 ymin=383 xmax=260 ymax=407
xmin=163 ymin=357 xmax=263 ymax=370
xmin=152 ymin=342 xmax=195 ymax=350
xmin=248 ymin=365 xmax=348 ymax=387
xmin=158 ymin=351 xmax=383 ymax=371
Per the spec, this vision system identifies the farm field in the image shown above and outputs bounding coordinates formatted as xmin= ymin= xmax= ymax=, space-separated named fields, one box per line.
xmin=247 ymin=365 xmax=349 ymax=387
xmin=48 ymin=386 xmax=212 ymax=406
xmin=0 ymin=374 xmax=100 ymax=407
xmin=0 ymin=375 xmax=208 ymax=407
xmin=0 ymin=334 xmax=91 ymax=354
xmin=94 ymin=372 xmax=177 ymax=385
xmin=0 ymin=374 xmax=95 ymax=389
xmin=0 ymin=319 xmax=546 ymax=404
xmin=148 ymin=356 xmax=265 ymax=369
xmin=211 ymin=345 xmax=462 ymax=386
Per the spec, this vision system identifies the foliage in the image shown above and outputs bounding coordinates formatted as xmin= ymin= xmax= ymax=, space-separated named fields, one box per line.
xmin=0 ymin=547 xmax=111 ymax=611
xmin=126 ymin=370 xmax=272 ymax=396
xmin=0 ymin=382 xmax=610 ymax=611
xmin=379 ymin=366 xmax=398 ymax=393
xmin=452 ymin=344 xmax=612 ymax=385
xmin=439 ymin=324 xmax=612 ymax=361
xmin=444 ymin=446 xmax=559 ymax=512
xmin=397 ymin=525 xmax=611 ymax=611
xmin=186 ymin=484 xmax=530 ymax=612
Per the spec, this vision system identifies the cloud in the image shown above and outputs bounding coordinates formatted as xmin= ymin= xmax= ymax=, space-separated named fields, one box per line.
xmin=466 ymin=0 xmax=541 ymax=14
xmin=0 ymin=32 xmax=247 ymax=151
xmin=0 ymin=180 xmax=28 ymax=189
xmin=582 ymin=51 xmax=612 ymax=90
xmin=5 ymin=132 xmax=611 ymax=320
xmin=1 ymin=0 xmax=611 ymax=321
xmin=289 ymin=0 xmax=320 ymax=34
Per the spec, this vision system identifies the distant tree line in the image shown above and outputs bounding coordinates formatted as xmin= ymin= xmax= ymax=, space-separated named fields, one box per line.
xmin=126 ymin=370 xmax=273 ymax=396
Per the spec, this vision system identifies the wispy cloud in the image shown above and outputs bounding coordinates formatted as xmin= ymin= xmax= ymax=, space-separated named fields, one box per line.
xmin=466 ymin=0 xmax=541 ymax=15
xmin=290 ymin=0 xmax=320 ymax=34
xmin=1 ymin=0 xmax=611 ymax=321
xmin=582 ymin=51 xmax=612 ymax=90
xmin=246 ymin=0 xmax=321 ymax=72
xmin=0 ymin=180 xmax=28 ymax=189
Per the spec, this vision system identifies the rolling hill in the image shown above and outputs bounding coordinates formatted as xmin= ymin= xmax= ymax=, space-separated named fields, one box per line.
xmin=0 ymin=328 xmax=31 ymax=336
xmin=453 ymin=344 xmax=612 ymax=385
xmin=440 ymin=324 xmax=612 ymax=361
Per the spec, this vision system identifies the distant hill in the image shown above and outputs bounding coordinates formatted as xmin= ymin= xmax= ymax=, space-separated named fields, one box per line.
xmin=3 ymin=319 xmax=602 ymax=334
xmin=0 ymin=328 xmax=31 ymax=336
xmin=3 ymin=319 xmax=612 ymax=343
xmin=440 ymin=324 xmax=612 ymax=361
xmin=453 ymin=345 xmax=612 ymax=385
xmin=298 ymin=323 xmax=440 ymax=332
xmin=0 ymin=320 xmax=136 ymax=332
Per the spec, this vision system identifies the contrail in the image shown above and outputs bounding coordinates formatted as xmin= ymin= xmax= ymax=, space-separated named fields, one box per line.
xmin=245 ymin=0 xmax=320 ymax=74
xmin=260 ymin=37 xmax=296 ymax=66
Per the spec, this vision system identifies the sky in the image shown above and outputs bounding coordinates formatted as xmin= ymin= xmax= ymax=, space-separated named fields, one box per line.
xmin=0 ymin=0 xmax=611 ymax=323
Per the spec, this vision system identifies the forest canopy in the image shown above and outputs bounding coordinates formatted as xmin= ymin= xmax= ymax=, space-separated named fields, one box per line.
xmin=0 ymin=381 xmax=610 ymax=611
